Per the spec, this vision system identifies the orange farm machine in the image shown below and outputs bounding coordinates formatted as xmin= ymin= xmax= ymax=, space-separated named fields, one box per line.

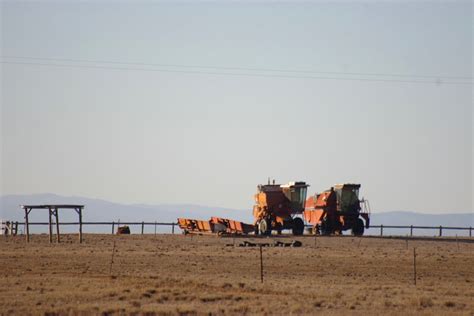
xmin=178 ymin=181 xmax=371 ymax=236
xmin=253 ymin=180 xmax=309 ymax=236
xmin=304 ymin=183 xmax=371 ymax=236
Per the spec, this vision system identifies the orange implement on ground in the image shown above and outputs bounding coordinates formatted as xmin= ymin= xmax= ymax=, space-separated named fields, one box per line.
xmin=210 ymin=217 xmax=255 ymax=234
xmin=177 ymin=217 xmax=254 ymax=235
xmin=177 ymin=218 xmax=213 ymax=234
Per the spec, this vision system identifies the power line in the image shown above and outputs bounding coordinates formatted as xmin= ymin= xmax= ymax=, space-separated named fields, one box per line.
xmin=1 ymin=60 xmax=472 ymax=85
xmin=2 ymin=55 xmax=472 ymax=81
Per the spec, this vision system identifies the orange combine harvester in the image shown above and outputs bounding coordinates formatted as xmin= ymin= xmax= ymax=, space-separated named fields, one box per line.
xmin=178 ymin=181 xmax=370 ymax=236
xmin=304 ymin=183 xmax=371 ymax=236
xmin=253 ymin=180 xmax=308 ymax=236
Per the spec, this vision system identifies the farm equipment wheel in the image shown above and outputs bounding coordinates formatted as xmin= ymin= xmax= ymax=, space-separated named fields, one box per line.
xmin=314 ymin=225 xmax=321 ymax=235
xmin=351 ymin=218 xmax=365 ymax=236
xmin=292 ymin=218 xmax=304 ymax=236
xmin=258 ymin=218 xmax=271 ymax=236
xmin=254 ymin=224 xmax=260 ymax=235
xmin=319 ymin=219 xmax=332 ymax=236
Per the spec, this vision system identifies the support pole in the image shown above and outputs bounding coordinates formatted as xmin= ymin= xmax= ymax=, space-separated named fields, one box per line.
xmin=259 ymin=245 xmax=264 ymax=283
xmin=439 ymin=225 xmax=442 ymax=237
xmin=78 ymin=208 xmax=83 ymax=244
xmin=112 ymin=221 xmax=115 ymax=235
xmin=154 ymin=221 xmax=157 ymax=235
xmin=172 ymin=223 xmax=175 ymax=234
xmin=55 ymin=208 xmax=60 ymax=243
xmin=380 ymin=225 xmax=383 ymax=237
xmin=13 ymin=222 xmax=18 ymax=236
xmin=470 ymin=227 xmax=472 ymax=238
xmin=413 ymin=247 xmax=417 ymax=286
xmin=48 ymin=208 xmax=53 ymax=243
xmin=141 ymin=221 xmax=144 ymax=235
xmin=410 ymin=225 xmax=413 ymax=237
xmin=25 ymin=208 xmax=30 ymax=243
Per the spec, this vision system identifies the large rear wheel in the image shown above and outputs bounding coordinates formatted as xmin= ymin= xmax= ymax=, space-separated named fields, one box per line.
xmin=319 ymin=218 xmax=332 ymax=235
xmin=351 ymin=218 xmax=365 ymax=236
xmin=292 ymin=217 xmax=305 ymax=236
xmin=258 ymin=218 xmax=271 ymax=236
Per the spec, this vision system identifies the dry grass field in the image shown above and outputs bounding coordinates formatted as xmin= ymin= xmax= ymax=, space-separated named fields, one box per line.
xmin=0 ymin=234 xmax=473 ymax=315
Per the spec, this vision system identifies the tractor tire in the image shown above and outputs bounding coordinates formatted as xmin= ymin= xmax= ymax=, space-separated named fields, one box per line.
xmin=319 ymin=219 xmax=332 ymax=236
xmin=258 ymin=218 xmax=271 ymax=236
xmin=292 ymin=217 xmax=305 ymax=236
xmin=351 ymin=218 xmax=365 ymax=236
xmin=254 ymin=222 xmax=260 ymax=235
xmin=314 ymin=225 xmax=321 ymax=235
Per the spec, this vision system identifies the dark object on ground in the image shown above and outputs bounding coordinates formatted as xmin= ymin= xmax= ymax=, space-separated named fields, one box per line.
xmin=116 ymin=226 xmax=130 ymax=234
xmin=230 ymin=240 xmax=302 ymax=248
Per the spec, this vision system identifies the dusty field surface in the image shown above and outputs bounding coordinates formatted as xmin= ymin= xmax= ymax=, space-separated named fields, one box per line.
xmin=0 ymin=234 xmax=473 ymax=315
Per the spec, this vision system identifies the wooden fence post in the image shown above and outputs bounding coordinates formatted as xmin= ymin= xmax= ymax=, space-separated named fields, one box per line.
xmin=410 ymin=225 xmax=413 ymax=237
xmin=112 ymin=222 xmax=115 ymax=235
xmin=109 ymin=240 xmax=116 ymax=275
xmin=48 ymin=208 xmax=53 ymax=243
xmin=172 ymin=223 xmax=175 ymax=234
xmin=78 ymin=208 xmax=83 ymax=244
xmin=380 ymin=225 xmax=383 ymax=236
xmin=13 ymin=222 xmax=18 ymax=236
xmin=25 ymin=208 xmax=30 ymax=243
xmin=141 ymin=221 xmax=144 ymax=235
xmin=470 ymin=227 xmax=472 ymax=238
xmin=55 ymin=208 xmax=60 ymax=243
xmin=413 ymin=247 xmax=417 ymax=286
xmin=259 ymin=245 xmax=264 ymax=283
xmin=439 ymin=225 xmax=442 ymax=237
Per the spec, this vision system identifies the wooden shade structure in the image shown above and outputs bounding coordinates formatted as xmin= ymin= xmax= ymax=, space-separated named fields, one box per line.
xmin=21 ymin=205 xmax=84 ymax=243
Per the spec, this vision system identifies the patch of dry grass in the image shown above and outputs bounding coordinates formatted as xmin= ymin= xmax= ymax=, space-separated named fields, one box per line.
xmin=0 ymin=234 xmax=472 ymax=315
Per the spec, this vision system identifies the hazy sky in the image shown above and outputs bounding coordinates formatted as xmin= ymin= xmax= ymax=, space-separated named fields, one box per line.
xmin=1 ymin=0 xmax=472 ymax=214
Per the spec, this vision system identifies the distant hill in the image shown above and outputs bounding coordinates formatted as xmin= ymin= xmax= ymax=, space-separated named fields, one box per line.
xmin=370 ymin=211 xmax=472 ymax=227
xmin=0 ymin=193 xmax=249 ymax=234
xmin=1 ymin=194 xmax=472 ymax=236
xmin=369 ymin=211 xmax=472 ymax=237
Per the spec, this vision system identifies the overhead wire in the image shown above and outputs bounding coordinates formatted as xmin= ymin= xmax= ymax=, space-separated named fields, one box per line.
xmin=1 ymin=56 xmax=472 ymax=85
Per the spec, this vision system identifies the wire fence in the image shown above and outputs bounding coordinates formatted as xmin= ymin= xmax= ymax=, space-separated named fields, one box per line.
xmin=368 ymin=224 xmax=472 ymax=237
xmin=2 ymin=221 xmax=473 ymax=237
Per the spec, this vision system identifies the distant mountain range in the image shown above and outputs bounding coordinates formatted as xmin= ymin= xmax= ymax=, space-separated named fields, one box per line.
xmin=0 ymin=194 xmax=248 ymax=234
xmin=1 ymin=194 xmax=472 ymax=236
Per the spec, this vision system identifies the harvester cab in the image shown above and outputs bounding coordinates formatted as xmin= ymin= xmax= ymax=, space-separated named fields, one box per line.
xmin=304 ymin=183 xmax=370 ymax=236
xmin=333 ymin=184 xmax=361 ymax=213
xmin=253 ymin=180 xmax=309 ymax=236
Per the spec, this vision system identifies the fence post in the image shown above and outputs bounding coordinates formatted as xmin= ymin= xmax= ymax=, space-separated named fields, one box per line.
xmin=380 ymin=225 xmax=383 ymax=236
xmin=141 ymin=221 xmax=144 ymax=235
xmin=154 ymin=221 xmax=157 ymax=235
xmin=172 ymin=223 xmax=175 ymax=234
xmin=413 ymin=247 xmax=417 ymax=286
xmin=410 ymin=225 xmax=413 ymax=237
xmin=439 ymin=225 xmax=442 ymax=237
xmin=112 ymin=221 xmax=115 ymax=235
xmin=470 ymin=227 xmax=472 ymax=238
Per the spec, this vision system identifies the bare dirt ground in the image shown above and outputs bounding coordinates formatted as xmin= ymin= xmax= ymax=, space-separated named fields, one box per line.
xmin=1 ymin=234 xmax=473 ymax=315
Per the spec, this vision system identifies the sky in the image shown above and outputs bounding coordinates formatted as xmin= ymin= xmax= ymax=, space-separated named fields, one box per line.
xmin=0 ymin=0 xmax=472 ymax=214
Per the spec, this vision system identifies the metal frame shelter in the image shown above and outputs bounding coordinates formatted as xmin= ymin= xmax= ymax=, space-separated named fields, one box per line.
xmin=21 ymin=205 xmax=84 ymax=243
